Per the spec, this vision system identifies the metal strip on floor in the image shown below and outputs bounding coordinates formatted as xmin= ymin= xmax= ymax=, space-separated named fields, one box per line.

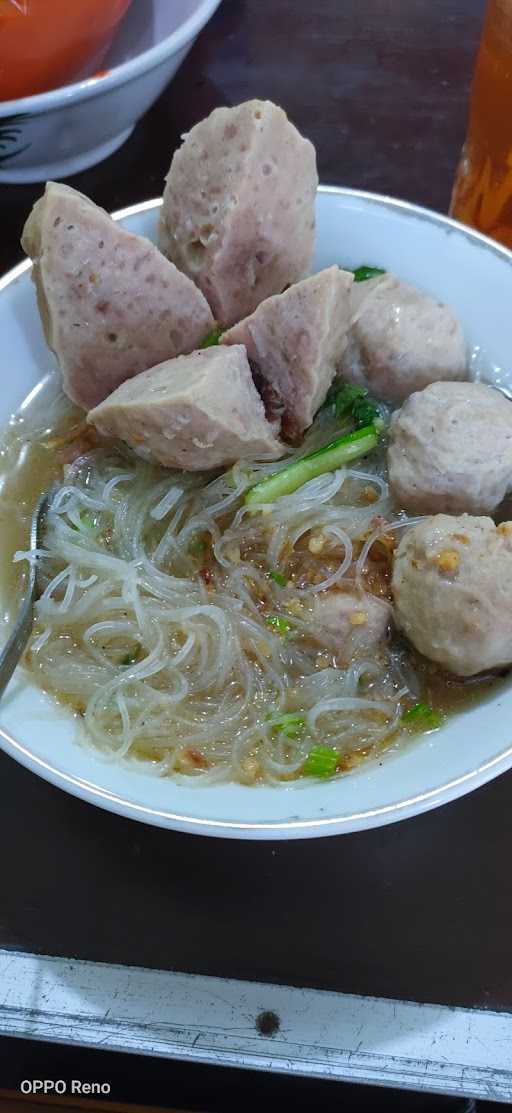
xmin=0 ymin=949 xmax=511 ymax=1102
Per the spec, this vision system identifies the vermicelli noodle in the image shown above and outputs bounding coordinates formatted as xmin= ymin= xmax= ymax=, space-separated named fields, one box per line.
xmin=0 ymin=369 xmax=503 ymax=785
xmin=6 ymin=393 xmax=424 ymax=785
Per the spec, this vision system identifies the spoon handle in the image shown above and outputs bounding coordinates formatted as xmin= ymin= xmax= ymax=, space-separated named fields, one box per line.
xmin=0 ymin=489 xmax=53 ymax=701
xmin=0 ymin=572 xmax=36 ymax=700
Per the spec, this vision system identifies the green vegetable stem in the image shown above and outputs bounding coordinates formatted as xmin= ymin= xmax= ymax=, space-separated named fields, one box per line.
xmin=245 ymin=424 xmax=379 ymax=506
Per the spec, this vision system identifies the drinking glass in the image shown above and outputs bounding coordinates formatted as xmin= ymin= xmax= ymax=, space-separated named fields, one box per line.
xmin=450 ymin=0 xmax=512 ymax=248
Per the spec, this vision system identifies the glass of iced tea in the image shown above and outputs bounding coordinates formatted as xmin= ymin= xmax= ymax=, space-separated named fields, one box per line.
xmin=450 ymin=0 xmax=512 ymax=248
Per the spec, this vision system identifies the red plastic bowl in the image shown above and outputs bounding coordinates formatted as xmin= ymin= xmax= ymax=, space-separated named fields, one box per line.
xmin=0 ymin=0 xmax=132 ymax=101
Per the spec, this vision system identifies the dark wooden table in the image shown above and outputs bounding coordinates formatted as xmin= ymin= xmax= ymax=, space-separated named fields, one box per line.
xmin=4 ymin=0 xmax=509 ymax=1104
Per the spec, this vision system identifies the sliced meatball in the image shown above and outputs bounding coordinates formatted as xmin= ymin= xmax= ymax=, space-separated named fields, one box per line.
xmin=389 ymin=381 xmax=512 ymax=515
xmin=313 ymin=590 xmax=391 ymax=655
xmin=392 ymin=514 xmax=512 ymax=676
xmin=21 ymin=182 xmax=214 ymax=410
xmin=221 ymin=267 xmax=353 ymax=441
xmin=159 ymin=99 xmax=318 ymax=328
xmin=339 ymin=274 xmax=467 ymax=403
xmin=87 ymin=345 xmax=283 ymax=471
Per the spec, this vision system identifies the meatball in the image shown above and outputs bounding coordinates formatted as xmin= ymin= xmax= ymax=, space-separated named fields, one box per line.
xmin=88 ymin=346 xmax=282 ymax=471
xmin=392 ymin=514 xmax=512 ymax=676
xmin=159 ymin=100 xmax=318 ymax=328
xmin=21 ymin=183 xmax=214 ymax=409
xmin=313 ymin=590 xmax=391 ymax=656
xmin=388 ymin=381 xmax=512 ymax=515
xmin=221 ymin=266 xmax=353 ymax=440
xmin=339 ymin=275 xmax=466 ymax=403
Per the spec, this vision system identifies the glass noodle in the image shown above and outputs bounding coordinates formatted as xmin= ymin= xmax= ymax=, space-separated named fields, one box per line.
xmin=10 ymin=388 xmax=422 ymax=785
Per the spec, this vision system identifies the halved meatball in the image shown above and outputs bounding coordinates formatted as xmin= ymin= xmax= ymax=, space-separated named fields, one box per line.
xmin=87 ymin=345 xmax=283 ymax=471
xmin=221 ymin=267 xmax=353 ymax=441
xmin=339 ymin=274 xmax=466 ymax=403
xmin=388 ymin=381 xmax=512 ymax=515
xmin=392 ymin=514 xmax=512 ymax=675
xmin=21 ymin=183 xmax=214 ymax=409
xmin=159 ymin=99 xmax=318 ymax=328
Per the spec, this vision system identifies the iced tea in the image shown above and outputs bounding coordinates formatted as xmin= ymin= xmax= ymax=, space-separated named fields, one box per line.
xmin=450 ymin=0 xmax=512 ymax=247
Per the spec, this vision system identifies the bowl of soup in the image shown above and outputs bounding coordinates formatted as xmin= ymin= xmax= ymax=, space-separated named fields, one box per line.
xmin=1 ymin=100 xmax=512 ymax=839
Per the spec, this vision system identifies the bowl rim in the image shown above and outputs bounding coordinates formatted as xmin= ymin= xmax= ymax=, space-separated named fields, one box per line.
xmin=2 ymin=184 xmax=512 ymax=839
xmin=0 ymin=0 xmax=223 ymax=117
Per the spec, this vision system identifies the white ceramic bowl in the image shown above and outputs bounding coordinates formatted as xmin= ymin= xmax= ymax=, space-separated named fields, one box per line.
xmin=1 ymin=187 xmax=512 ymax=839
xmin=0 ymin=0 xmax=222 ymax=184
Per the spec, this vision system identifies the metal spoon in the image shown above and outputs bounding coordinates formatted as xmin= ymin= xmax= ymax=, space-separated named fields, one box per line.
xmin=0 ymin=488 xmax=54 ymax=700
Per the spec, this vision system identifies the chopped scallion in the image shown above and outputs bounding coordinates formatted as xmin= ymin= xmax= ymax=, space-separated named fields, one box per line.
xmin=269 ymin=569 xmax=288 ymax=587
xmin=265 ymin=614 xmax=292 ymax=636
xmin=401 ymin=703 xmax=443 ymax=731
xmin=303 ymin=745 xmax=339 ymax=778
xmin=267 ymin=712 xmax=305 ymax=739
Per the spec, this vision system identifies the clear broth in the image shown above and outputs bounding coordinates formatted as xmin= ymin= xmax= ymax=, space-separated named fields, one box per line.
xmin=0 ymin=384 xmax=506 ymax=768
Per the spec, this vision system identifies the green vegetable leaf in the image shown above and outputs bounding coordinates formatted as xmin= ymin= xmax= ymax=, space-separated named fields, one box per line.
xmin=245 ymin=424 xmax=379 ymax=506
xmin=333 ymin=383 xmax=367 ymax=420
xmin=352 ymin=265 xmax=386 ymax=283
xmin=200 ymin=325 xmax=223 ymax=348
xmin=329 ymin=382 xmax=382 ymax=431
xmin=265 ymin=614 xmax=292 ymax=636
xmin=269 ymin=569 xmax=288 ymax=587
xmin=401 ymin=703 xmax=443 ymax=731
xmin=352 ymin=395 xmax=382 ymax=430
xmin=267 ymin=712 xmax=306 ymax=739
xmin=303 ymin=745 xmax=339 ymax=778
